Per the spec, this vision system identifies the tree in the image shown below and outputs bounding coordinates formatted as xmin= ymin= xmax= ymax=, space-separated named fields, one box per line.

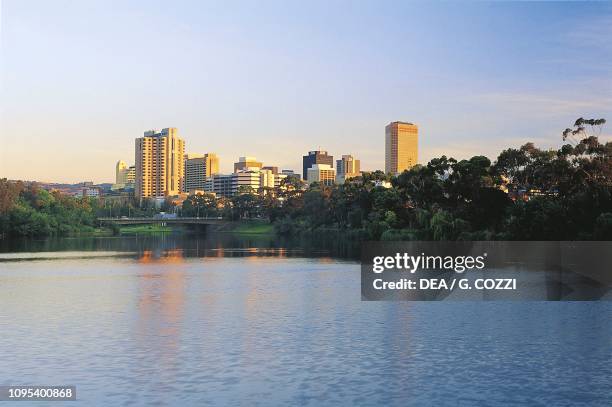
xmin=231 ymin=192 xmax=262 ymax=220
xmin=0 ymin=179 xmax=24 ymax=214
xmin=280 ymin=175 xmax=306 ymax=192
xmin=182 ymin=193 xmax=217 ymax=218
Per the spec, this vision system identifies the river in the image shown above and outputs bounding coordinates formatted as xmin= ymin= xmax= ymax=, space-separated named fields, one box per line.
xmin=0 ymin=234 xmax=610 ymax=406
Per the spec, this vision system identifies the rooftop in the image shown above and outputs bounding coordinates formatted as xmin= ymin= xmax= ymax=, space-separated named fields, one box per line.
xmin=388 ymin=121 xmax=416 ymax=126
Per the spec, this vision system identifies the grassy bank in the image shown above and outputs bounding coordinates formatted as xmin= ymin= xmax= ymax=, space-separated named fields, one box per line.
xmin=119 ymin=225 xmax=174 ymax=234
xmin=227 ymin=221 xmax=274 ymax=235
xmin=107 ymin=221 xmax=273 ymax=236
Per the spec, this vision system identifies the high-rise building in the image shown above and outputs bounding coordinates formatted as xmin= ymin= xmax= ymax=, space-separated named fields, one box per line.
xmin=385 ymin=121 xmax=418 ymax=175
xmin=205 ymin=153 xmax=219 ymax=176
xmin=184 ymin=153 xmax=220 ymax=193
xmin=184 ymin=156 xmax=206 ymax=193
xmin=336 ymin=155 xmax=361 ymax=183
xmin=234 ymin=156 xmax=262 ymax=172
xmin=307 ymin=164 xmax=336 ymax=186
xmin=116 ymin=160 xmax=128 ymax=184
xmin=135 ymin=128 xmax=185 ymax=199
xmin=125 ymin=166 xmax=136 ymax=186
xmin=302 ymin=150 xmax=333 ymax=180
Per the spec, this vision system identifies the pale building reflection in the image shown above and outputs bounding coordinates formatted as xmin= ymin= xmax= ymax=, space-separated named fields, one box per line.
xmin=134 ymin=249 xmax=187 ymax=384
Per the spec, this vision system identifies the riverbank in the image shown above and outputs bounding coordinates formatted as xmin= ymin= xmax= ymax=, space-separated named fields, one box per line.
xmin=224 ymin=221 xmax=274 ymax=235
xmin=117 ymin=224 xmax=173 ymax=234
xmin=116 ymin=220 xmax=275 ymax=236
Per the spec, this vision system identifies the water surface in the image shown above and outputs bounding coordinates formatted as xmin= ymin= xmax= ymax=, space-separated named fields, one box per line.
xmin=0 ymin=235 xmax=610 ymax=406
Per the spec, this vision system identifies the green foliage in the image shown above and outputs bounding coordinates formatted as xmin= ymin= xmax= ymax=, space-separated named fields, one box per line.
xmin=231 ymin=221 xmax=274 ymax=235
xmin=0 ymin=179 xmax=99 ymax=237
xmin=119 ymin=225 xmax=172 ymax=234
xmin=182 ymin=193 xmax=218 ymax=218
xmin=265 ymin=118 xmax=611 ymax=241
xmin=3 ymin=118 xmax=610 ymax=241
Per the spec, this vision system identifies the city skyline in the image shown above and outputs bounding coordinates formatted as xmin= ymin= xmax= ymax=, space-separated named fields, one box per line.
xmin=1 ymin=1 xmax=611 ymax=183
xmin=123 ymin=126 xmax=372 ymax=199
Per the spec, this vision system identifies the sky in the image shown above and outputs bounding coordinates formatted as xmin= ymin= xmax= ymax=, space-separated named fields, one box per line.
xmin=1 ymin=0 xmax=611 ymax=183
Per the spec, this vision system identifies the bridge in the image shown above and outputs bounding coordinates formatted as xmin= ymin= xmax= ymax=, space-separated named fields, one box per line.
xmin=97 ymin=217 xmax=230 ymax=226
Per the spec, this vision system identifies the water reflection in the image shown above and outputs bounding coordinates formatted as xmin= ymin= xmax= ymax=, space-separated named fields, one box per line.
xmin=0 ymin=236 xmax=611 ymax=405
xmin=0 ymin=232 xmax=360 ymax=261
xmin=136 ymin=252 xmax=187 ymax=387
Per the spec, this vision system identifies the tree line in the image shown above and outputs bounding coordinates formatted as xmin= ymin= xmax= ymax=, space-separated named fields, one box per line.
xmin=0 ymin=183 xmax=154 ymax=237
xmin=0 ymin=182 xmax=99 ymax=237
xmin=181 ymin=118 xmax=612 ymax=240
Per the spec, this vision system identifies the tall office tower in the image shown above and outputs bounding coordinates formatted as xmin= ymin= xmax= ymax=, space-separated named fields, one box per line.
xmin=184 ymin=155 xmax=207 ymax=193
xmin=135 ymin=128 xmax=185 ymax=199
xmin=205 ymin=153 xmax=219 ymax=176
xmin=234 ymin=156 xmax=262 ymax=173
xmin=336 ymin=154 xmax=361 ymax=183
xmin=183 ymin=153 xmax=219 ymax=192
xmin=302 ymin=150 xmax=333 ymax=181
xmin=385 ymin=121 xmax=418 ymax=175
xmin=115 ymin=160 xmax=128 ymax=184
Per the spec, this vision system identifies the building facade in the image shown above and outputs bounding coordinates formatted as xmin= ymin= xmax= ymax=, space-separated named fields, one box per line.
xmin=307 ymin=164 xmax=336 ymax=186
xmin=281 ymin=169 xmax=297 ymax=176
xmin=385 ymin=121 xmax=418 ymax=175
xmin=75 ymin=186 xmax=101 ymax=198
xmin=262 ymin=166 xmax=278 ymax=174
xmin=113 ymin=161 xmax=135 ymax=190
xmin=125 ymin=166 xmax=136 ymax=186
xmin=259 ymin=169 xmax=275 ymax=190
xmin=115 ymin=160 xmax=128 ymax=184
xmin=205 ymin=153 xmax=219 ymax=177
xmin=302 ymin=150 xmax=333 ymax=181
xmin=204 ymin=168 xmax=277 ymax=197
xmin=336 ymin=154 xmax=361 ymax=183
xmin=232 ymin=170 xmax=261 ymax=194
xmin=184 ymin=153 xmax=219 ymax=193
xmin=274 ymin=173 xmax=287 ymax=188
xmin=184 ymin=156 xmax=207 ymax=193
xmin=234 ymin=156 xmax=262 ymax=173
xmin=205 ymin=174 xmax=233 ymax=198
xmin=135 ymin=127 xmax=185 ymax=199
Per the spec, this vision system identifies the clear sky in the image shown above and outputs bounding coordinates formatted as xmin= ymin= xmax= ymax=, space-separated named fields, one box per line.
xmin=1 ymin=0 xmax=611 ymax=183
